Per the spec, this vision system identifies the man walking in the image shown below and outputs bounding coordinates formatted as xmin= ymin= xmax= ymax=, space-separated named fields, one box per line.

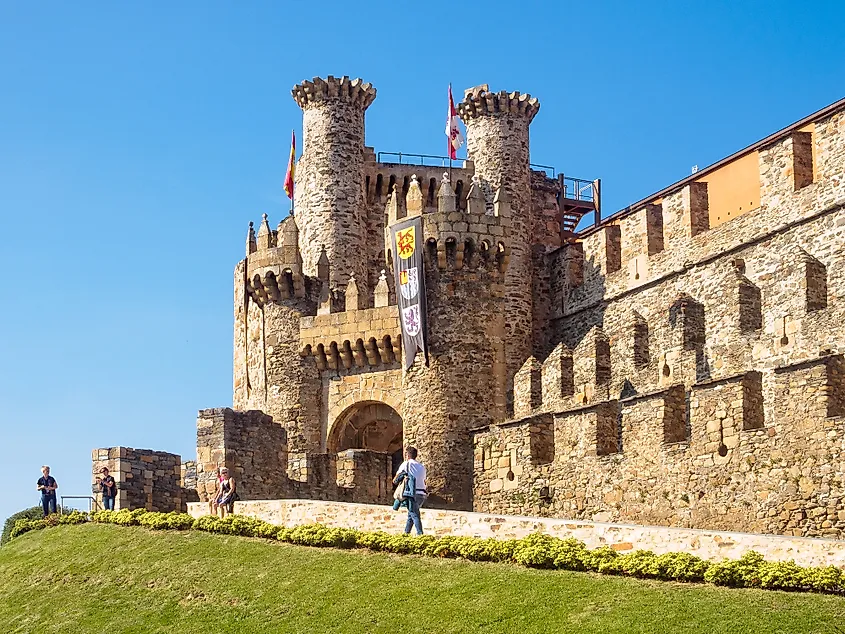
xmin=37 ymin=465 xmax=58 ymax=517
xmin=393 ymin=447 xmax=427 ymax=535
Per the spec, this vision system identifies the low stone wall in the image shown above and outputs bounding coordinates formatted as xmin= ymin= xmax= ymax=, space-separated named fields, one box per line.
xmin=187 ymin=499 xmax=845 ymax=568
xmin=92 ymin=447 xmax=184 ymax=512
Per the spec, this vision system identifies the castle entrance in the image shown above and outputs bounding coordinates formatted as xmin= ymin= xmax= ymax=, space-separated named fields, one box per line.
xmin=328 ymin=401 xmax=403 ymax=473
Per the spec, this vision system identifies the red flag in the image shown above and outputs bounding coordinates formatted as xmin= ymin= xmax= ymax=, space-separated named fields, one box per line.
xmin=445 ymin=84 xmax=465 ymax=160
xmin=284 ymin=130 xmax=296 ymax=200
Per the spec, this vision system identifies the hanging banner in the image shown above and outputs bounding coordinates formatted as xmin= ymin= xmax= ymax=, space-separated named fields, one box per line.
xmin=391 ymin=217 xmax=428 ymax=370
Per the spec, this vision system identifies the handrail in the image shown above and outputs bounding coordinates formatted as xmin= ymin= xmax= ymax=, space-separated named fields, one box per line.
xmin=60 ymin=496 xmax=101 ymax=514
xmin=530 ymin=163 xmax=556 ymax=177
xmin=561 ymin=176 xmax=596 ymax=202
xmin=376 ymin=152 xmax=467 ymax=167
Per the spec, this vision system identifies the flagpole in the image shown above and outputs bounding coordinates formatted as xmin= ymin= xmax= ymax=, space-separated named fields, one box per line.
xmin=291 ymin=129 xmax=295 ymax=217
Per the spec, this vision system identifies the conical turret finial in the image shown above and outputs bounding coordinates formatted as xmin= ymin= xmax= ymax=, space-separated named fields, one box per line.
xmin=317 ymin=244 xmax=330 ymax=281
xmin=437 ymin=172 xmax=456 ymax=214
xmin=246 ymin=221 xmax=257 ymax=255
xmin=467 ymin=174 xmax=486 ymax=215
xmin=374 ymin=269 xmax=390 ymax=308
xmin=406 ymin=174 xmax=423 ymax=217
xmin=257 ymin=213 xmax=273 ymax=250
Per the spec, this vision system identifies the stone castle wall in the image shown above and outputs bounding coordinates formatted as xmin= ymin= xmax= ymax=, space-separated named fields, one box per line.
xmin=194 ymin=408 xmax=393 ymax=507
xmin=98 ymin=77 xmax=845 ymax=541
xmin=473 ymin=107 xmax=845 ymax=537
xmin=91 ymin=447 xmax=186 ymax=512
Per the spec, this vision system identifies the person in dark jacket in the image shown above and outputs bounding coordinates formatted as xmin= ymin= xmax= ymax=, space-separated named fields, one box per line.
xmin=37 ymin=465 xmax=58 ymax=517
xmin=97 ymin=467 xmax=117 ymax=510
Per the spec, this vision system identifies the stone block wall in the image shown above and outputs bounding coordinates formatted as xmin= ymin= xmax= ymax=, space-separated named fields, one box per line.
xmin=188 ymin=498 xmax=845 ymax=569
xmin=91 ymin=447 xmax=184 ymax=512
xmin=196 ymin=408 xmax=289 ymax=502
xmin=192 ymin=407 xmax=394 ymax=507
xmin=336 ymin=449 xmax=393 ymax=504
xmin=473 ymin=356 xmax=845 ymax=537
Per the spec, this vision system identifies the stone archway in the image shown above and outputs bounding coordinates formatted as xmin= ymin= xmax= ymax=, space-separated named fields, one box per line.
xmin=327 ymin=401 xmax=403 ymax=471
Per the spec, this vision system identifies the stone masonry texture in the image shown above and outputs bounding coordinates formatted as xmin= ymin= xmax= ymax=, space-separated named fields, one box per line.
xmin=91 ymin=447 xmax=186 ymax=512
xmin=101 ymin=78 xmax=845 ymax=540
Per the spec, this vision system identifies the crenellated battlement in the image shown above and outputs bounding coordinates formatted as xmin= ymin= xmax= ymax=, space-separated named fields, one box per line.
xmin=457 ymin=84 xmax=540 ymax=122
xmin=243 ymin=213 xmax=309 ymax=306
xmin=384 ymin=173 xmax=512 ymax=276
xmin=299 ymin=305 xmax=401 ymax=371
xmin=291 ymin=75 xmax=376 ymax=110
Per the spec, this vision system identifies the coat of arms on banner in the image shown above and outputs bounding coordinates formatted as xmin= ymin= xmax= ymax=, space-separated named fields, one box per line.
xmin=399 ymin=267 xmax=419 ymax=300
xmin=396 ymin=226 xmax=416 ymax=259
xmin=402 ymin=305 xmax=422 ymax=337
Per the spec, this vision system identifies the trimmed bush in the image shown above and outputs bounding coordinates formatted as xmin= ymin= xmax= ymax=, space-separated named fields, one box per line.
xmin=2 ymin=506 xmax=75 ymax=546
xmin=10 ymin=510 xmax=845 ymax=594
xmin=2 ymin=507 xmax=45 ymax=546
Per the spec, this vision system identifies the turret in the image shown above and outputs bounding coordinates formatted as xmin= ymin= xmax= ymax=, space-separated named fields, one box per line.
xmin=233 ymin=212 xmax=322 ymax=453
xmin=457 ymin=85 xmax=540 ymax=409
xmin=292 ymin=75 xmax=377 ymax=301
xmin=392 ymin=173 xmax=510 ymax=509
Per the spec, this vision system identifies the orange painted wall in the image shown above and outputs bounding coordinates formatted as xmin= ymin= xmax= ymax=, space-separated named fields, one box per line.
xmin=696 ymin=151 xmax=761 ymax=228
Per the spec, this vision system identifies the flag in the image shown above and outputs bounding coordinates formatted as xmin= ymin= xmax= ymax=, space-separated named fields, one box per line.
xmin=445 ymin=84 xmax=464 ymax=160
xmin=391 ymin=217 xmax=428 ymax=370
xmin=284 ymin=130 xmax=296 ymax=200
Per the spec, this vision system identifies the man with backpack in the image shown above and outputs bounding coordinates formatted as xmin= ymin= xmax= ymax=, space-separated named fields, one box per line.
xmin=392 ymin=447 xmax=428 ymax=535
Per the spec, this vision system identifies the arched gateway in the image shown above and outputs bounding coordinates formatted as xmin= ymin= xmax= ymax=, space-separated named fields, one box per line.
xmin=327 ymin=401 xmax=403 ymax=472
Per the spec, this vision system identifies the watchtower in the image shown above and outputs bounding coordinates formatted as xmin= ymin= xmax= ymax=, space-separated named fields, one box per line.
xmin=457 ymin=86 xmax=540 ymax=402
xmin=292 ymin=76 xmax=376 ymax=300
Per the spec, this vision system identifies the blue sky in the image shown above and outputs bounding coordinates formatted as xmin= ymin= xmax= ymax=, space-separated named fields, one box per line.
xmin=1 ymin=1 xmax=843 ymax=525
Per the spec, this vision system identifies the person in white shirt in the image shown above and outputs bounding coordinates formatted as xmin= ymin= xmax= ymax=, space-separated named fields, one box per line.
xmin=392 ymin=446 xmax=428 ymax=535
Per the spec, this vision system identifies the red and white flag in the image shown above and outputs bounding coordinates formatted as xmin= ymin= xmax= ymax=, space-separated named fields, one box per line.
xmin=445 ymin=84 xmax=464 ymax=160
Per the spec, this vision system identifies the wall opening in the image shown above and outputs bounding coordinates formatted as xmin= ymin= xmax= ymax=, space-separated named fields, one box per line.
xmin=328 ymin=401 xmax=404 ymax=470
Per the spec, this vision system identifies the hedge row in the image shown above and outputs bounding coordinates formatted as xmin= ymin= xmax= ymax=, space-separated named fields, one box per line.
xmin=8 ymin=510 xmax=89 ymax=541
xmin=9 ymin=509 xmax=845 ymax=593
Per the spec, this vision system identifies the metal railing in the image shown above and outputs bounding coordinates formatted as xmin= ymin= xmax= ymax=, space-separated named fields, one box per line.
xmin=60 ymin=496 xmax=101 ymax=514
xmin=561 ymin=176 xmax=596 ymax=202
xmin=376 ymin=152 xmax=466 ymax=167
xmin=376 ymin=153 xmax=560 ymax=178
xmin=530 ymin=163 xmax=556 ymax=177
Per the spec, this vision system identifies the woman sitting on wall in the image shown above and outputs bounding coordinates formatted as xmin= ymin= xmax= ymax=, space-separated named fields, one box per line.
xmin=216 ymin=468 xmax=237 ymax=518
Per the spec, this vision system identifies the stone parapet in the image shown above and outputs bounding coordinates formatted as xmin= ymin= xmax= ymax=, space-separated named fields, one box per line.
xmin=457 ymin=85 xmax=540 ymax=122
xmin=291 ymin=76 xmax=376 ymax=110
xmin=472 ymin=359 xmax=845 ymax=538
xmin=299 ymin=306 xmax=401 ymax=370
xmin=91 ymin=447 xmax=184 ymax=512
xmin=186 ymin=499 xmax=845 ymax=568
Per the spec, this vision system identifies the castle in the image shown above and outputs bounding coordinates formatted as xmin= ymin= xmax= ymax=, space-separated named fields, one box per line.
xmin=93 ymin=76 xmax=845 ymax=540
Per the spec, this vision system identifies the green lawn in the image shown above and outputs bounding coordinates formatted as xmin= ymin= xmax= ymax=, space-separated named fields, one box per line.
xmin=1 ymin=524 xmax=844 ymax=634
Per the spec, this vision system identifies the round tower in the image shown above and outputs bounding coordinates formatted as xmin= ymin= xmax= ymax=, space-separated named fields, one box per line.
xmin=396 ymin=174 xmax=510 ymax=510
xmin=233 ymin=213 xmax=323 ymax=453
xmin=292 ymin=76 xmax=376 ymax=300
xmin=457 ymin=86 xmax=540 ymax=406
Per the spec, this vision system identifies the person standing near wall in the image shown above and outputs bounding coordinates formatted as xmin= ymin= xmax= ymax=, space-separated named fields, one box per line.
xmin=393 ymin=447 xmax=428 ymax=535
xmin=36 ymin=465 xmax=58 ymax=517
xmin=97 ymin=467 xmax=116 ymax=510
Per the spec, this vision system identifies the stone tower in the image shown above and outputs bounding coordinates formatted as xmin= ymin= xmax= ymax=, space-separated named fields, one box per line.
xmin=457 ymin=86 xmax=540 ymax=404
xmin=395 ymin=174 xmax=510 ymax=509
xmin=292 ymin=76 xmax=376 ymax=300
xmin=233 ymin=213 xmax=323 ymax=453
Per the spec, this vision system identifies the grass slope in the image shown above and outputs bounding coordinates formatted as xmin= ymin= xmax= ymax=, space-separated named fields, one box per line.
xmin=2 ymin=524 xmax=844 ymax=634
